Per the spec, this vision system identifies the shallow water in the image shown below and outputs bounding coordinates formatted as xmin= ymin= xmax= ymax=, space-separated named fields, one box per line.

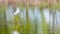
xmin=0 ymin=6 xmax=60 ymax=34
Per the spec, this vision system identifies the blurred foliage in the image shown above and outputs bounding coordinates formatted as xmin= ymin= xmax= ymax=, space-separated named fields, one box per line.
xmin=0 ymin=2 xmax=60 ymax=34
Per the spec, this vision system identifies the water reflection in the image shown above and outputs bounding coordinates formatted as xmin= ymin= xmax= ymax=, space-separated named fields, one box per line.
xmin=5 ymin=6 xmax=60 ymax=34
xmin=12 ymin=30 xmax=19 ymax=34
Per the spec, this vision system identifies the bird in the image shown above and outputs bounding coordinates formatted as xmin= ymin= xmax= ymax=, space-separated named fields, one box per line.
xmin=13 ymin=8 xmax=20 ymax=15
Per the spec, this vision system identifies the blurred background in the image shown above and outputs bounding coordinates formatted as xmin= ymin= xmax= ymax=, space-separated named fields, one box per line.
xmin=0 ymin=0 xmax=60 ymax=34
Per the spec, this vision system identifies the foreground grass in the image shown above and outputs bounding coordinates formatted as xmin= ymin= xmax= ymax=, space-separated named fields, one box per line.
xmin=0 ymin=3 xmax=60 ymax=34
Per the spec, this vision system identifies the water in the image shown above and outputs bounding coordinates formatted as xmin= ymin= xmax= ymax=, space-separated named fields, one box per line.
xmin=4 ymin=6 xmax=60 ymax=34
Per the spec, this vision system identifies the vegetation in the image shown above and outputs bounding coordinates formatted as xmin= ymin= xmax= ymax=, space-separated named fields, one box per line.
xmin=0 ymin=1 xmax=60 ymax=34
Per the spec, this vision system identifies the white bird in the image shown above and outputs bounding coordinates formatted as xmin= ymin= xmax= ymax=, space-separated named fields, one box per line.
xmin=13 ymin=8 xmax=20 ymax=15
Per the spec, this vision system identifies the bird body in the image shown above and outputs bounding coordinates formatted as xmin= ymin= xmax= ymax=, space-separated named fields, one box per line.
xmin=13 ymin=8 xmax=20 ymax=15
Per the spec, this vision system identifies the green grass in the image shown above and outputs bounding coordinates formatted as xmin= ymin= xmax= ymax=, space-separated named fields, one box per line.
xmin=0 ymin=3 xmax=60 ymax=34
